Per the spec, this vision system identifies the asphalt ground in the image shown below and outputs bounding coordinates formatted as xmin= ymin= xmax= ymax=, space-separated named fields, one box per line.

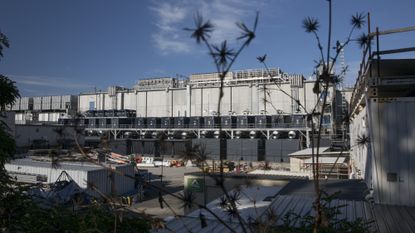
xmin=132 ymin=166 xmax=200 ymax=218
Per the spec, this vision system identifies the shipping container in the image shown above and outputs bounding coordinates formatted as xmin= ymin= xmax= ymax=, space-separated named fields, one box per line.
xmin=189 ymin=117 xmax=204 ymax=128
xmin=87 ymin=118 xmax=98 ymax=128
xmin=255 ymin=115 xmax=271 ymax=128
xmin=78 ymin=118 xmax=89 ymax=127
xmin=38 ymin=113 xmax=49 ymax=122
xmin=95 ymin=110 xmax=105 ymax=117
xmin=51 ymin=96 xmax=62 ymax=110
xmin=15 ymin=113 xmax=24 ymax=121
xmin=20 ymin=97 xmax=32 ymax=110
xmin=48 ymin=112 xmax=61 ymax=122
xmin=84 ymin=110 xmax=95 ymax=117
xmin=204 ymin=116 xmax=220 ymax=128
xmin=99 ymin=118 xmax=111 ymax=128
xmin=111 ymin=118 xmax=133 ymax=128
xmin=290 ymin=115 xmax=306 ymax=128
xmin=104 ymin=110 xmax=115 ymax=117
xmin=5 ymin=159 xmax=135 ymax=197
xmin=115 ymin=110 xmax=136 ymax=117
xmin=11 ymin=98 xmax=20 ymax=111
xmin=135 ymin=118 xmax=146 ymax=128
xmin=271 ymin=115 xmax=284 ymax=128
xmin=221 ymin=116 xmax=236 ymax=128
xmin=161 ymin=117 xmax=174 ymax=128
xmin=147 ymin=117 xmax=160 ymax=128
xmin=41 ymin=96 xmax=52 ymax=110
xmin=174 ymin=117 xmax=189 ymax=128
xmin=236 ymin=116 xmax=255 ymax=128
xmin=61 ymin=95 xmax=78 ymax=111
xmin=51 ymin=102 xmax=61 ymax=110
xmin=51 ymin=95 xmax=62 ymax=103
xmin=33 ymin=97 xmax=42 ymax=110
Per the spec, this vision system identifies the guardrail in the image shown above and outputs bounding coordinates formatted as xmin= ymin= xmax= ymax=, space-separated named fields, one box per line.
xmin=350 ymin=17 xmax=415 ymax=116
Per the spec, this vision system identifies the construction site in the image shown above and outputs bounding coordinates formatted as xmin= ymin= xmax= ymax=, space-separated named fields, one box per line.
xmin=2 ymin=3 xmax=415 ymax=231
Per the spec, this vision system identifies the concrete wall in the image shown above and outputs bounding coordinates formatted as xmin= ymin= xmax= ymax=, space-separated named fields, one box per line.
xmin=78 ymin=80 xmax=321 ymax=117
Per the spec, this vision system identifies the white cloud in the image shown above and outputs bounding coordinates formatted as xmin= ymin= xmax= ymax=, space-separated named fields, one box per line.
xmin=150 ymin=2 xmax=191 ymax=54
xmin=8 ymin=74 xmax=94 ymax=90
xmin=150 ymin=0 xmax=263 ymax=55
xmin=153 ymin=33 xmax=191 ymax=54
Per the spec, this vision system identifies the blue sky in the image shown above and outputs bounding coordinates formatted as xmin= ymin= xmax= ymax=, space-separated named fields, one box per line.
xmin=0 ymin=0 xmax=414 ymax=96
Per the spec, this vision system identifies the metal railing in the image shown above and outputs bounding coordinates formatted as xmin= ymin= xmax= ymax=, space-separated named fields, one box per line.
xmin=350 ymin=20 xmax=415 ymax=116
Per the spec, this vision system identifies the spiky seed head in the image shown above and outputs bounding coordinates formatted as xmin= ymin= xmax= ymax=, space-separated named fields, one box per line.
xmin=256 ymin=54 xmax=267 ymax=63
xmin=302 ymin=17 xmax=320 ymax=33
xmin=210 ymin=40 xmax=235 ymax=67
xmin=357 ymin=33 xmax=370 ymax=49
xmin=351 ymin=12 xmax=366 ymax=29
xmin=236 ymin=12 xmax=259 ymax=46
xmin=184 ymin=12 xmax=214 ymax=44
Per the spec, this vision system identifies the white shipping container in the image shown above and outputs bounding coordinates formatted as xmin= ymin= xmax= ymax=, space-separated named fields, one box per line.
xmin=33 ymin=97 xmax=42 ymax=105
xmin=5 ymin=160 xmax=135 ymax=197
xmin=11 ymin=98 xmax=20 ymax=110
xmin=41 ymin=96 xmax=51 ymax=110
xmin=49 ymin=112 xmax=60 ymax=122
xmin=38 ymin=113 xmax=49 ymax=121
xmin=20 ymin=97 xmax=31 ymax=110
xmin=61 ymin=95 xmax=72 ymax=103
xmin=61 ymin=95 xmax=77 ymax=110
xmin=15 ymin=113 xmax=24 ymax=121
xmin=33 ymin=103 xmax=42 ymax=110
xmin=51 ymin=102 xmax=62 ymax=110
xmin=51 ymin=95 xmax=61 ymax=103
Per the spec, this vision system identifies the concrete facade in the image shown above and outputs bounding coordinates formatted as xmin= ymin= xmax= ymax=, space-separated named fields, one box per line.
xmin=78 ymin=80 xmax=322 ymax=118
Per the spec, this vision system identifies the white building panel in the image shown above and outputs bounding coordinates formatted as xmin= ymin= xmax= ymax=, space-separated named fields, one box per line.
xmin=190 ymin=88 xmax=203 ymax=116
xmin=351 ymin=97 xmax=415 ymax=206
xmin=136 ymin=91 xmax=147 ymax=117
xmin=123 ymin=92 xmax=136 ymax=110
xmin=173 ymin=89 xmax=187 ymax=117
xmin=231 ymin=85 xmax=251 ymax=115
xmin=5 ymin=160 xmax=135 ymax=197
xmin=147 ymin=90 xmax=168 ymax=117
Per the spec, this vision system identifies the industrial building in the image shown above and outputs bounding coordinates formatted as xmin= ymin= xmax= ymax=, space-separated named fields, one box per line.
xmin=349 ymin=26 xmax=415 ymax=206
xmin=5 ymin=158 xmax=135 ymax=197
xmin=6 ymin=68 xmax=350 ymax=163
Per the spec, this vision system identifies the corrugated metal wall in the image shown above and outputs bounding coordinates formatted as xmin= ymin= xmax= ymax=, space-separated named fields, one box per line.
xmin=6 ymin=162 xmax=135 ymax=197
xmin=192 ymin=139 xmax=223 ymax=160
xmin=227 ymin=139 xmax=265 ymax=161
xmin=5 ymin=163 xmax=89 ymax=188
xmin=265 ymin=139 xmax=300 ymax=162
xmin=366 ymin=97 xmax=415 ymax=206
